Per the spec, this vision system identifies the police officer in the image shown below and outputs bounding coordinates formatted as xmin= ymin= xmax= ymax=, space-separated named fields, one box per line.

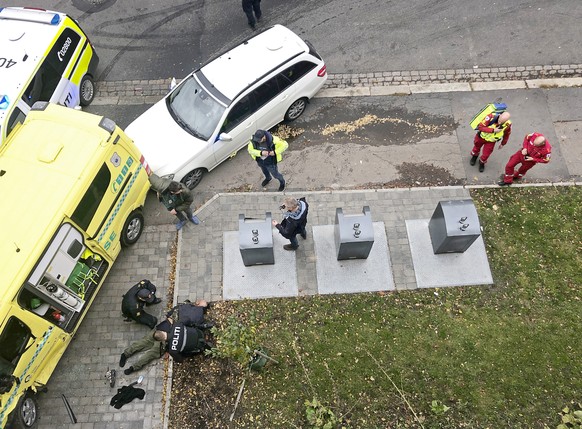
xmin=121 ymin=280 xmax=161 ymax=329
xmin=166 ymin=322 xmax=210 ymax=362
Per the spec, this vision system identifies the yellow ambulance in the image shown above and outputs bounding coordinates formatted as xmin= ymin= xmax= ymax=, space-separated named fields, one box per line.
xmin=0 ymin=102 xmax=151 ymax=428
xmin=0 ymin=6 xmax=99 ymax=144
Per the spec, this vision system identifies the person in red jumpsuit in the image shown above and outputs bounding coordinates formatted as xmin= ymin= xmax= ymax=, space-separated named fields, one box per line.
xmin=498 ymin=132 xmax=551 ymax=186
xmin=470 ymin=111 xmax=512 ymax=172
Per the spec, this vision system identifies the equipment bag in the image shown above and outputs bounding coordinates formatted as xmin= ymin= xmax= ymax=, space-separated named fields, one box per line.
xmin=470 ymin=103 xmax=507 ymax=130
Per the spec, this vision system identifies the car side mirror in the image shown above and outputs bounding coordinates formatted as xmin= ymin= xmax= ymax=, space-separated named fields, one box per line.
xmin=218 ymin=132 xmax=233 ymax=142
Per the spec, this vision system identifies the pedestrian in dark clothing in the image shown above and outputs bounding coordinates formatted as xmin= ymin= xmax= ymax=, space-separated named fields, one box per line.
xmin=242 ymin=0 xmax=262 ymax=30
xmin=149 ymin=173 xmax=200 ymax=230
xmin=121 ymin=280 xmax=161 ymax=329
xmin=247 ymin=129 xmax=288 ymax=192
xmin=272 ymin=197 xmax=309 ymax=250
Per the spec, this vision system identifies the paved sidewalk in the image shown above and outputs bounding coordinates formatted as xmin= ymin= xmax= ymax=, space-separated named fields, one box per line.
xmin=35 ymin=225 xmax=175 ymax=429
xmin=33 ymin=183 xmax=580 ymax=428
xmin=177 ymin=186 xmax=475 ymax=302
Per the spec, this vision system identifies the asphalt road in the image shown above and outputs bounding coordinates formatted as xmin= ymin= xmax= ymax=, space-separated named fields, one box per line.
xmin=9 ymin=0 xmax=582 ymax=80
xmin=6 ymin=1 xmax=582 ymax=225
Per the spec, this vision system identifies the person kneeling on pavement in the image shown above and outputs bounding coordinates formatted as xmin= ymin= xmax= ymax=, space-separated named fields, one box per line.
xmin=119 ymin=300 xmax=213 ymax=374
xmin=163 ymin=321 xmax=211 ymax=363
xmin=121 ymin=279 xmax=162 ymax=329
xmin=149 ymin=173 xmax=200 ymax=230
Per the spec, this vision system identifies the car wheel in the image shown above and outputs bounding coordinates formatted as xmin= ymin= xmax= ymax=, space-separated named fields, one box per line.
xmin=181 ymin=168 xmax=205 ymax=189
xmin=11 ymin=393 xmax=39 ymax=428
xmin=80 ymin=75 xmax=95 ymax=106
xmin=284 ymin=98 xmax=308 ymax=121
xmin=121 ymin=210 xmax=144 ymax=246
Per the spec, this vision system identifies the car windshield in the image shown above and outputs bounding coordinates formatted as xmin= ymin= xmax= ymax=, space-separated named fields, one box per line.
xmin=166 ymin=75 xmax=226 ymax=141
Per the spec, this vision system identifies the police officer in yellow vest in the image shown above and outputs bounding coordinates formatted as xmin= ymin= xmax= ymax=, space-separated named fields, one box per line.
xmin=470 ymin=111 xmax=512 ymax=172
xmin=248 ymin=129 xmax=289 ymax=191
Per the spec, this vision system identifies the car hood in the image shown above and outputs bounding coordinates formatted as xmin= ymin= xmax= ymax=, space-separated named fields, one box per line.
xmin=125 ymin=99 xmax=206 ymax=177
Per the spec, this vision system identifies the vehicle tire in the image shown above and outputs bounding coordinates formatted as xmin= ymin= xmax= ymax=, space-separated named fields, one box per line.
xmin=10 ymin=393 xmax=39 ymax=428
xmin=79 ymin=75 xmax=95 ymax=106
xmin=284 ymin=98 xmax=308 ymax=121
xmin=181 ymin=168 xmax=205 ymax=189
xmin=121 ymin=210 xmax=144 ymax=247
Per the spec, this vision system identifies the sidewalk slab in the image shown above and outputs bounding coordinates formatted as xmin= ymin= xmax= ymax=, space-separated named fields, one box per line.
xmin=223 ymin=231 xmax=298 ymax=300
xmin=470 ymin=80 xmax=526 ymax=91
xmin=406 ymin=219 xmax=493 ymax=288
xmin=315 ymin=86 xmax=371 ymax=98
xmin=526 ymin=77 xmax=582 ymax=88
xmin=370 ymin=85 xmax=411 ymax=96
xmin=409 ymin=82 xmax=471 ymax=93
xmin=313 ymin=222 xmax=395 ymax=294
xmin=555 ymin=121 xmax=582 ymax=176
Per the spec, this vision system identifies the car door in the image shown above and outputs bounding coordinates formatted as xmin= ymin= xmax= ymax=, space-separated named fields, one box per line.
xmin=253 ymin=61 xmax=319 ymax=128
xmin=249 ymin=74 xmax=291 ymax=132
xmin=212 ymin=94 xmax=256 ymax=165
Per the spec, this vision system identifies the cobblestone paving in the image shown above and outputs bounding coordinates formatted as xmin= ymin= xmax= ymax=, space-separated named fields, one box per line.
xmin=35 ymin=225 xmax=175 ymax=429
xmin=94 ymin=63 xmax=582 ymax=101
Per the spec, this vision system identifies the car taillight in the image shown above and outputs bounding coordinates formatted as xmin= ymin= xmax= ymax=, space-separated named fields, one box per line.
xmin=317 ymin=65 xmax=327 ymax=77
xmin=140 ymin=155 xmax=152 ymax=176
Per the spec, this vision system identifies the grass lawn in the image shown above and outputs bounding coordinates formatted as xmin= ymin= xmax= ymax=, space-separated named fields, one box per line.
xmin=170 ymin=186 xmax=582 ymax=429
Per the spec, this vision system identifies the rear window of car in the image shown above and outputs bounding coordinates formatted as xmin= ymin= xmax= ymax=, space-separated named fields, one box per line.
xmin=305 ymin=40 xmax=322 ymax=61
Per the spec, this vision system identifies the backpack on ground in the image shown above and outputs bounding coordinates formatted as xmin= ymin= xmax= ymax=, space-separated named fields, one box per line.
xmin=470 ymin=103 xmax=507 ymax=130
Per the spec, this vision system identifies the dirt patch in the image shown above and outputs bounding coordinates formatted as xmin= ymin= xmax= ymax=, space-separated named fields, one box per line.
xmin=169 ymin=355 xmax=243 ymax=429
xmin=362 ymin=161 xmax=464 ymax=188
xmin=168 ymin=301 xmax=245 ymax=429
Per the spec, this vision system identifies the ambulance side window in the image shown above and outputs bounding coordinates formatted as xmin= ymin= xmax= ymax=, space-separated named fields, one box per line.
xmin=71 ymin=164 xmax=111 ymax=230
xmin=0 ymin=317 xmax=31 ymax=374
xmin=7 ymin=107 xmax=26 ymax=136
xmin=25 ymin=28 xmax=82 ymax=105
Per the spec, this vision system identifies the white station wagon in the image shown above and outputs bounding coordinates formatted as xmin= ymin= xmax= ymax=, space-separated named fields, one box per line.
xmin=125 ymin=24 xmax=327 ymax=189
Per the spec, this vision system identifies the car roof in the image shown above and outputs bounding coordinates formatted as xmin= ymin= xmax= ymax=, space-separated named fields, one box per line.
xmin=199 ymin=25 xmax=309 ymax=101
xmin=0 ymin=7 xmax=69 ymax=122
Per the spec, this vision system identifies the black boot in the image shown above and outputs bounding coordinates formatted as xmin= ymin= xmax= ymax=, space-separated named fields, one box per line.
xmin=479 ymin=161 xmax=485 ymax=172
xmin=470 ymin=155 xmax=478 ymax=166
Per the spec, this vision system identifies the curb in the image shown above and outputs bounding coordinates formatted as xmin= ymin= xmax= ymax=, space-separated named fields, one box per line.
xmin=93 ymin=64 xmax=582 ymax=106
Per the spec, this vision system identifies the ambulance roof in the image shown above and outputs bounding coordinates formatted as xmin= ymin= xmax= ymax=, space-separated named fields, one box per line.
xmin=0 ymin=103 xmax=114 ymax=299
xmin=0 ymin=7 xmax=70 ymax=124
